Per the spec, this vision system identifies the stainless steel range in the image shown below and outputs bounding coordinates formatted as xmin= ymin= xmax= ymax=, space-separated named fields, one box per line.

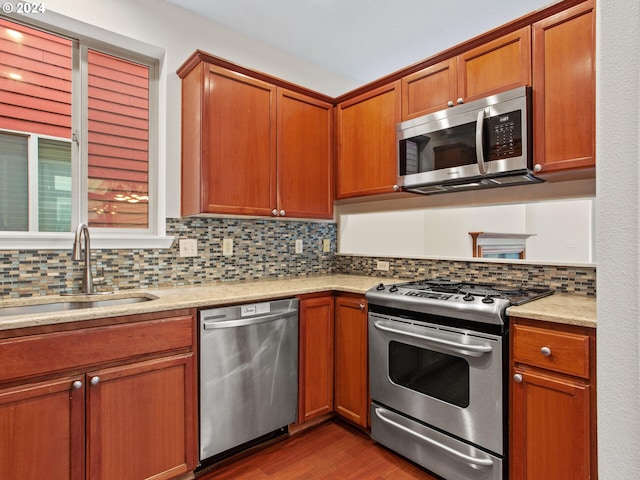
xmin=366 ymin=279 xmax=552 ymax=480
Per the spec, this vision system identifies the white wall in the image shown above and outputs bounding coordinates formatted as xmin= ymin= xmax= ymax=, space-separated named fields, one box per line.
xmin=596 ymin=0 xmax=640 ymax=478
xmin=337 ymin=198 xmax=594 ymax=263
xmin=525 ymin=199 xmax=593 ymax=263
xmin=339 ymin=210 xmax=426 ymax=256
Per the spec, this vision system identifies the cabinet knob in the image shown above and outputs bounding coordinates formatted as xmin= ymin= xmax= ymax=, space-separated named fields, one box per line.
xmin=72 ymin=380 xmax=83 ymax=390
xmin=447 ymin=100 xmax=455 ymax=107
xmin=359 ymin=303 xmax=365 ymax=310
xmin=393 ymin=185 xmax=400 ymax=191
xmin=534 ymin=164 xmax=542 ymax=173
xmin=279 ymin=210 xmax=286 ymax=217
xmin=513 ymin=373 xmax=523 ymax=383
xmin=271 ymin=209 xmax=278 ymax=216
xmin=456 ymin=98 xmax=464 ymax=105
xmin=540 ymin=346 xmax=552 ymax=357
xmin=90 ymin=376 xmax=100 ymax=386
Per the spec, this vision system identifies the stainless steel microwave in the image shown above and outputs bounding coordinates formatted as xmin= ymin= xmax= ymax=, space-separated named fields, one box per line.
xmin=397 ymin=86 xmax=541 ymax=194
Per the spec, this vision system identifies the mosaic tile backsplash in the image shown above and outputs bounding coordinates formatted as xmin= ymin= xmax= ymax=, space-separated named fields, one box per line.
xmin=0 ymin=217 xmax=336 ymax=298
xmin=335 ymin=255 xmax=596 ymax=297
xmin=0 ymin=217 xmax=596 ymax=299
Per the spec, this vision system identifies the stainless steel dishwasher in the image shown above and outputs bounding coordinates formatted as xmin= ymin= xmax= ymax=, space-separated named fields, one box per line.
xmin=199 ymin=298 xmax=298 ymax=461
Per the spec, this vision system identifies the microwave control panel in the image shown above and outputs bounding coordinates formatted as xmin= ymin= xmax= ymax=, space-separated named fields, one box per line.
xmin=487 ymin=110 xmax=522 ymax=161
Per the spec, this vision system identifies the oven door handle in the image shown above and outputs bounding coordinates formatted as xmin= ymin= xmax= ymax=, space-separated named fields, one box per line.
xmin=372 ymin=320 xmax=493 ymax=357
xmin=374 ymin=406 xmax=494 ymax=468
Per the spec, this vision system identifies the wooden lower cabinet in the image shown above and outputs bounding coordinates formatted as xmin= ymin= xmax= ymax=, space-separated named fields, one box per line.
xmin=334 ymin=294 xmax=369 ymax=428
xmin=0 ymin=310 xmax=197 ymax=480
xmin=510 ymin=318 xmax=596 ymax=479
xmin=0 ymin=376 xmax=85 ymax=479
xmin=87 ymin=354 xmax=195 ymax=480
xmin=298 ymin=294 xmax=334 ymax=424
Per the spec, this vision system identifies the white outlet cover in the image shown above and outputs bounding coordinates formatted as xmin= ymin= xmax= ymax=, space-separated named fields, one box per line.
xmin=295 ymin=239 xmax=303 ymax=254
xmin=179 ymin=238 xmax=197 ymax=257
xmin=222 ymin=238 xmax=233 ymax=256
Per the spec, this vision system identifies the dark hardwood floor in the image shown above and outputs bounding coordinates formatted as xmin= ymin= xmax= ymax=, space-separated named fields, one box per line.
xmin=197 ymin=420 xmax=439 ymax=479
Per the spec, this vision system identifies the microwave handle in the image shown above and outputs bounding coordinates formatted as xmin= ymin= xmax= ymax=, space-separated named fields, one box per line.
xmin=475 ymin=109 xmax=487 ymax=175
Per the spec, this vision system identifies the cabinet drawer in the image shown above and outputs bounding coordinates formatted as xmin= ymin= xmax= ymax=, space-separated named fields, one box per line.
xmin=0 ymin=314 xmax=194 ymax=383
xmin=513 ymin=324 xmax=590 ymax=378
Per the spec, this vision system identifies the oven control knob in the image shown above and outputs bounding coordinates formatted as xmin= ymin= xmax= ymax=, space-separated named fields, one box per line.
xmin=389 ymin=285 xmax=399 ymax=293
xmin=376 ymin=283 xmax=385 ymax=291
xmin=481 ymin=295 xmax=494 ymax=304
xmin=463 ymin=293 xmax=475 ymax=301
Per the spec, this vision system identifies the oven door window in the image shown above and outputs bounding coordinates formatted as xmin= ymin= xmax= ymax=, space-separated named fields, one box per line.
xmin=388 ymin=341 xmax=470 ymax=408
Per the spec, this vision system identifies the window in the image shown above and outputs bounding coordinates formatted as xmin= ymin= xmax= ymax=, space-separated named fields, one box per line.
xmin=469 ymin=232 xmax=534 ymax=259
xmin=0 ymin=17 xmax=164 ymax=247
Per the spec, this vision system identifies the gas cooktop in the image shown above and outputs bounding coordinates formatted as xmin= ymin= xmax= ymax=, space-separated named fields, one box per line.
xmin=366 ymin=278 xmax=554 ymax=325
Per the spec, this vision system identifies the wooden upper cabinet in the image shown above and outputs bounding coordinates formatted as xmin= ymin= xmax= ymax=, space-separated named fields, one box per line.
xmin=179 ymin=53 xmax=333 ymax=219
xmin=458 ymin=26 xmax=532 ymax=103
xmin=402 ymin=58 xmax=457 ymax=120
xmin=532 ymin=0 xmax=595 ymax=176
xmin=402 ymin=27 xmax=531 ymax=120
xmin=182 ymin=62 xmax=277 ymax=217
xmin=277 ymin=89 xmax=333 ymax=219
xmin=336 ymin=81 xmax=401 ymax=198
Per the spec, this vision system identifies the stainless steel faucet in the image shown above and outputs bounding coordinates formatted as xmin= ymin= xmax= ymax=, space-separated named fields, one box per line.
xmin=72 ymin=223 xmax=93 ymax=294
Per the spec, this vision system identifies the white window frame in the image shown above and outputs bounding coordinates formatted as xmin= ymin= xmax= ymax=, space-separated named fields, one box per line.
xmin=0 ymin=11 xmax=172 ymax=250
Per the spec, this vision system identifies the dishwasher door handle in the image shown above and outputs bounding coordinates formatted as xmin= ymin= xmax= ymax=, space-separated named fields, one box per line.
xmin=203 ymin=310 xmax=297 ymax=329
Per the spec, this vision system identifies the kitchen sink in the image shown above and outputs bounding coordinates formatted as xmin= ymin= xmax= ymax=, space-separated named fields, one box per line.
xmin=0 ymin=294 xmax=156 ymax=317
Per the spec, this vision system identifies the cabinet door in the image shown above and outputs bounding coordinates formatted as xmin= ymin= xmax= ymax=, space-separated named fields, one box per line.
xmin=0 ymin=376 xmax=84 ymax=480
xmin=532 ymin=0 xmax=595 ymax=175
xmin=511 ymin=367 xmax=590 ymax=480
xmin=401 ymin=58 xmax=457 ymax=120
xmin=334 ymin=295 xmax=368 ymax=428
xmin=203 ymin=64 xmax=277 ymax=215
xmin=298 ymin=295 xmax=334 ymax=423
xmin=277 ymin=89 xmax=333 ymax=219
xmin=458 ymin=26 xmax=532 ymax=103
xmin=336 ymin=81 xmax=401 ymax=199
xmin=86 ymin=353 xmax=197 ymax=480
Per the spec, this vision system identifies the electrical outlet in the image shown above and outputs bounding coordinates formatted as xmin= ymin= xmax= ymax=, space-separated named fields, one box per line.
xmin=322 ymin=239 xmax=331 ymax=253
xmin=566 ymin=240 xmax=577 ymax=248
xmin=376 ymin=260 xmax=390 ymax=271
xmin=222 ymin=238 xmax=234 ymax=256
xmin=295 ymin=239 xmax=303 ymax=254
xmin=179 ymin=239 xmax=198 ymax=257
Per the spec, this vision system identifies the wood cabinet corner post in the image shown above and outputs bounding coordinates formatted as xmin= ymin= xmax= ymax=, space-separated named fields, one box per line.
xmin=297 ymin=294 xmax=335 ymax=425
xmin=334 ymin=293 xmax=369 ymax=428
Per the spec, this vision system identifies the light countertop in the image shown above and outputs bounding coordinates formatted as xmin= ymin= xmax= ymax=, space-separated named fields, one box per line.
xmin=507 ymin=293 xmax=596 ymax=328
xmin=0 ymin=275 xmax=596 ymax=332
xmin=0 ymin=275 xmax=386 ymax=332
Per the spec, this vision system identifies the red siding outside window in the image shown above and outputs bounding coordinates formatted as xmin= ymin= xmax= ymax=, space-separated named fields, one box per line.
xmin=0 ymin=18 xmax=151 ymax=231
xmin=88 ymin=50 xmax=149 ymax=228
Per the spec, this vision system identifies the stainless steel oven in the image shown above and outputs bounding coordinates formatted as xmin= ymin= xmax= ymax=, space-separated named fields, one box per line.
xmin=366 ymin=279 xmax=553 ymax=480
